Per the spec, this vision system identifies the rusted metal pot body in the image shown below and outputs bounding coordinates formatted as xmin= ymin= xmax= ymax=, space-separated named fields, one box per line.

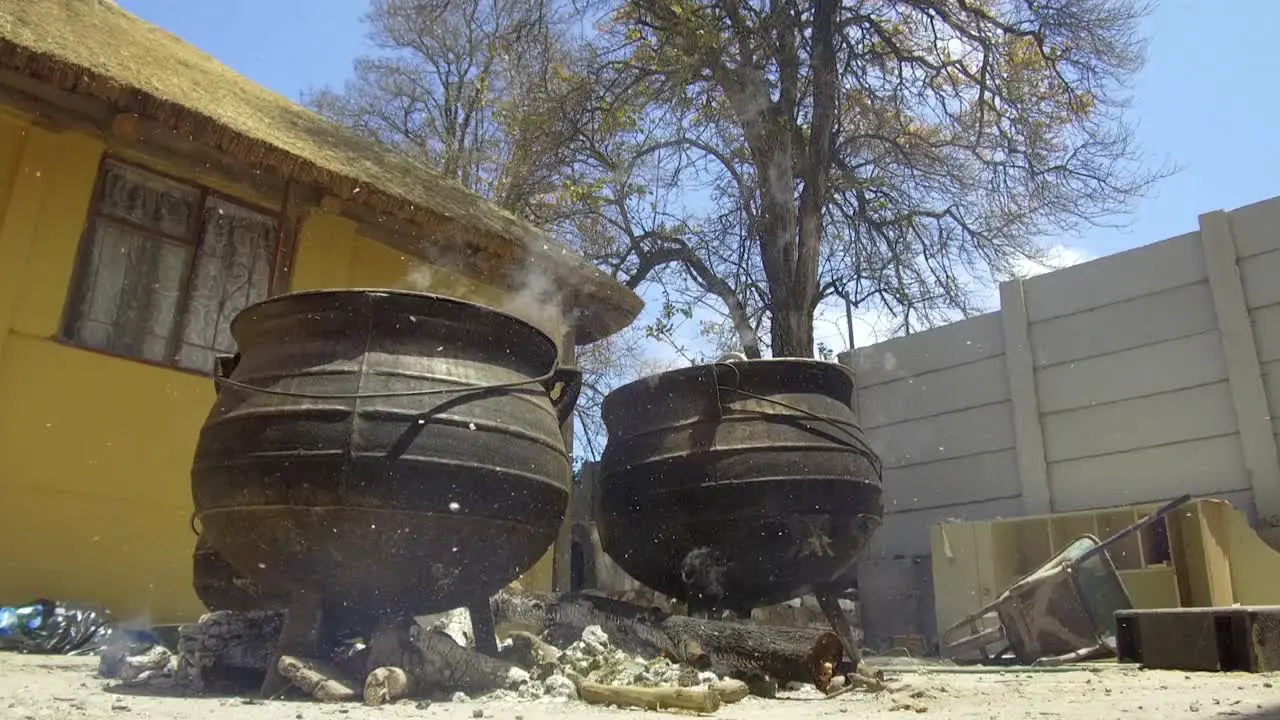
xmin=192 ymin=533 xmax=287 ymax=613
xmin=594 ymin=358 xmax=883 ymax=615
xmin=190 ymin=290 xmax=578 ymax=629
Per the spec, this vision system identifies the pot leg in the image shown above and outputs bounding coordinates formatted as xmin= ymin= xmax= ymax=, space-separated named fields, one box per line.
xmin=260 ymin=591 xmax=324 ymax=699
xmin=814 ymin=589 xmax=884 ymax=693
xmin=469 ymin=598 xmax=499 ymax=657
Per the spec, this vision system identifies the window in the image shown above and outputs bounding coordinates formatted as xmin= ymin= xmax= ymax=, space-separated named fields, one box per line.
xmin=62 ymin=159 xmax=282 ymax=374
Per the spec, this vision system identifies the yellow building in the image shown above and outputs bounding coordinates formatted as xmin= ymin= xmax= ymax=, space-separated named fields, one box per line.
xmin=0 ymin=0 xmax=641 ymax=625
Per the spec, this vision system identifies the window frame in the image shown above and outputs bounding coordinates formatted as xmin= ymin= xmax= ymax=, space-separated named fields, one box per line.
xmin=58 ymin=154 xmax=293 ymax=376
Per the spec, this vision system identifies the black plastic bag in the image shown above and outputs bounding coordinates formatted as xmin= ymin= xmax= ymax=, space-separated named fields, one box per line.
xmin=0 ymin=599 xmax=117 ymax=655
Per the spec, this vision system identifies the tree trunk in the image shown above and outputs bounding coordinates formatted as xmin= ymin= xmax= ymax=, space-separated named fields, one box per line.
xmin=769 ymin=294 xmax=815 ymax=358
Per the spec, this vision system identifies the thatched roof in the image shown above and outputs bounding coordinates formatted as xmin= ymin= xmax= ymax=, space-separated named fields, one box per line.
xmin=0 ymin=0 xmax=641 ymax=344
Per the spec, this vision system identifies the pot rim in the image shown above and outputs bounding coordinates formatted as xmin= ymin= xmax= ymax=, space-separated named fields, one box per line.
xmin=604 ymin=356 xmax=855 ymax=405
xmin=231 ymin=288 xmax=563 ymax=358
xmin=616 ymin=353 xmax=849 ymax=386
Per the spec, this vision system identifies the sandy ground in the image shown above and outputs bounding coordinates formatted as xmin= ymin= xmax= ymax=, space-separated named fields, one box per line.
xmin=1 ymin=654 xmax=1277 ymax=720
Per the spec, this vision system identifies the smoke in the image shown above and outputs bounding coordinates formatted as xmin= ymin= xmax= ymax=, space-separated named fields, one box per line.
xmin=400 ymin=264 xmax=437 ymax=295
xmin=498 ymin=264 xmax=576 ymax=346
xmin=397 ymin=257 xmax=574 ymax=347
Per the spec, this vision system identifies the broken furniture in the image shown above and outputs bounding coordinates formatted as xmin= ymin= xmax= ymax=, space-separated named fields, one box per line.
xmin=188 ymin=290 xmax=582 ymax=694
xmin=1115 ymin=605 xmax=1280 ymax=672
xmin=593 ymin=358 xmax=884 ymax=675
xmin=931 ymin=497 xmax=1280 ymax=660
xmin=941 ymin=495 xmax=1188 ymax=664
xmin=941 ymin=536 xmax=1124 ymax=664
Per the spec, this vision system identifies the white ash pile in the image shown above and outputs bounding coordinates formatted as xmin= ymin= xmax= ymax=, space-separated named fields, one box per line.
xmin=485 ymin=624 xmax=726 ymax=702
xmin=418 ymin=606 xmax=477 ymax=648
xmin=97 ymin=640 xmax=175 ymax=686
xmin=485 ymin=625 xmax=751 ymax=713
xmin=100 ymin=606 xmax=751 ymax=713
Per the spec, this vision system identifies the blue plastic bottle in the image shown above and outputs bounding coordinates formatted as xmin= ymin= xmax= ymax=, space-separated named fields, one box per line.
xmin=0 ymin=604 xmax=43 ymax=639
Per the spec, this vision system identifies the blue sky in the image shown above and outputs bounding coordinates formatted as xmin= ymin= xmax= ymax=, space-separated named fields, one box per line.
xmin=116 ymin=0 xmax=1280 ymax=351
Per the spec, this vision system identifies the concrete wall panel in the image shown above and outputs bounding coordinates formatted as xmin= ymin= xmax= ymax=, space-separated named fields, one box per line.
xmin=1227 ymin=196 xmax=1280 ymax=259
xmin=860 ymin=355 xmax=1009 ymax=428
xmin=1035 ymin=331 xmax=1227 ymax=414
xmin=1264 ymin=360 xmax=1280 ymax=436
xmin=1021 ymin=232 xmax=1206 ymax=323
xmin=1252 ymin=303 xmax=1280 ymax=364
xmin=882 ymin=449 xmax=1021 ymax=514
xmin=869 ymin=496 xmax=1024 ymax=558
xmin=1048 ymin=434 xmax=1249 ymax=512
xmin=1042 ymin=381 xmax=1237 ymax=463
xmin=846 ymin=194 xmax=1280 ymax=561
xmin=849 ymin=313 xmax=1003 ymax=388
xmin=870 ymin=402 xmax=1015 ymax=469
xmin=1240 ymin=248 xmax=1280 ymax=309
xmin=1028 ymin=281 xmax=1218 ymax=368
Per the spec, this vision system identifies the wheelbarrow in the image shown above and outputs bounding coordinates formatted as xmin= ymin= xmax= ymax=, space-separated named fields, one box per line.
xmin=940 ymin=494 xmax=1191 ymax=666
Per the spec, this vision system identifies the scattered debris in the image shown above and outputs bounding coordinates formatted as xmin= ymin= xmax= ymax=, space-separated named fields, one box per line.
xmin=50 ymin=584 xmax=897 ymax=713
xmin=941 ymin=495 xmax=1190 ymax=666
xmin=493 ymin=589 xmax=884 ymax=692
xmin=101 ymin=605 xmax=850 ymax=713
xmin=99 ymin=642 xmax=173 ymax=685
xmin=0 ymin=600 xmax=121 ymax=655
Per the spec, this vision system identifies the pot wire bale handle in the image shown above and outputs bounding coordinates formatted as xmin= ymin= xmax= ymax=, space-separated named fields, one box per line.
xmin=209 ymin=352 xmax=567 ymax=400
xmin=711 ymin=360 xmax=882 ymax=474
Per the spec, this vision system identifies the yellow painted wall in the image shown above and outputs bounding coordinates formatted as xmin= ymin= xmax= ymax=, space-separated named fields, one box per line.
xmin=0 ymin=118 xmax=216 ymax=624
xmin=0 ymin=118 xmax=557 ymax=626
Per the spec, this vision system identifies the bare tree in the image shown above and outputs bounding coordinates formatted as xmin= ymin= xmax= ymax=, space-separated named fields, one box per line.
xmin=306 ymin=0 xmax=662 ymax=458
xmin=310 ymin=0 xmax=1172 ymax=454
xmin=581 ymin=0 xmax=1172 ymax=358
xmin=307 ymin=0 xmax=583 ymax=215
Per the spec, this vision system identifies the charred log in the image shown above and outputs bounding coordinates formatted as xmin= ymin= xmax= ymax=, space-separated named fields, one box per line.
xmin=492 ymin=590 xmax=845 ymax=686
xmin=179 ymin=589 xmax=873 ymax=697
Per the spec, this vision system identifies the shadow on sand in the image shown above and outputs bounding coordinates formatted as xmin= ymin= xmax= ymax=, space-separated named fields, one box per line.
xmin=1237 ymin=702 xmax=1280 ymax=720
xmin=102 ymin=672 xmax=267 ymax=701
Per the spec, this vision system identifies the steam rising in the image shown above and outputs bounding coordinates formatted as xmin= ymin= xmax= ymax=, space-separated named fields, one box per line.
xmin=397 ymin=258 xmax=574 ymax=347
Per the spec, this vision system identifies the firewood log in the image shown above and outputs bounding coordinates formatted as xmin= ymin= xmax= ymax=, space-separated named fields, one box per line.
xmin=709 ymin=678 xmax=750 ymax=704
xmin=363 ymin=666 xmax=413 ymax=706
xmin=362 ymin=616 xmax=528 ymax=698
xmin=276 ymin=655 xmax=357 ymax=702
xmin=572 ymin=675 xmax=721 ymax=713
xmin=493 ymin=590 xmax=844 ymax=687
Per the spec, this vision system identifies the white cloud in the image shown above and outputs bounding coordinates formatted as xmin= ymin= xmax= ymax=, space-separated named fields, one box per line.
xmin=1010 ymin=244 xmax=1094 ymax=280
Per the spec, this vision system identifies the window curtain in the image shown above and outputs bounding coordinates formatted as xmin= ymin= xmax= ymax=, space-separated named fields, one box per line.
xmin=66 ymin=163 xmax=197 ymax=363
xmin=65 ymin=163 xmax=277 ymax=373
xmin=175 ymin=199 xmax=276 ymax=372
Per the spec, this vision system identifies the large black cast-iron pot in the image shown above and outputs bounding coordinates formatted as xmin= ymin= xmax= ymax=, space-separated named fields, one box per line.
xmin=190 ymin=289 xmax=579 ymax=631
xmin=594 ymin=358 xmax=883 ymax=616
